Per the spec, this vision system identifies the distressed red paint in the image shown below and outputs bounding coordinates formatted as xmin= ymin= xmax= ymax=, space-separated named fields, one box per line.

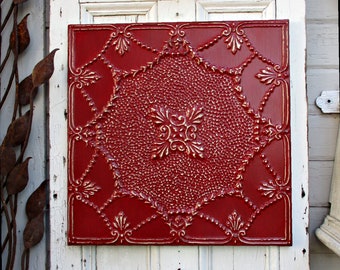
xmin=67 ymin=21 xmax=291 ymax=245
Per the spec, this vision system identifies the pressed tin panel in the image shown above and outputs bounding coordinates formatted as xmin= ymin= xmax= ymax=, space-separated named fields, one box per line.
xmin=67 ymin=20 xmax=291 ymax=245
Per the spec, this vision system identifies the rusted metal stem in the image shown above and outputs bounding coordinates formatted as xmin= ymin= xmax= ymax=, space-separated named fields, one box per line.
xmin=11 ymin=4 xmax=19 ymax=122
xmin=8 ymin=196 xmax=17 ymax=270
xmin=0 ymin=64 xmax=15 ymax=110
xmin=17 ymin=92 xmax=34 ymax=163
xmin=0 ymin=3 xmax=14 ymax=33
xmin=0 ymin=183 xmax=13 ymax=270
xmin=0 ymin=45 xmax=11 ymax=72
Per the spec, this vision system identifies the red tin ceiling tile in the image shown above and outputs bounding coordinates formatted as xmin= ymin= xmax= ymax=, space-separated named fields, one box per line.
xmin=68 ymin=21 xmax=291 ymax=245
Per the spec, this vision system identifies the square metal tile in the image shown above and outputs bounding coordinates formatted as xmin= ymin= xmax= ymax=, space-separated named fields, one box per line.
xmin=68 ymin=20 xmax=291 ymax=245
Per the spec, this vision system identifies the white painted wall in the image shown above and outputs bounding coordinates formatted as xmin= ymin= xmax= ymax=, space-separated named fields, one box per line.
xmin=307 ymin=0 xmax=340 ymax=269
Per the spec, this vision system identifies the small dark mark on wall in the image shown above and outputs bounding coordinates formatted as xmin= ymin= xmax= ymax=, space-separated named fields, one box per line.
xmin=64 ymin=109 xmax=68 ymax=120
xmin=301 ymin=185 xmax=305 ymax=198
xmin=53 ymin=193 xmax=58 ymax=199
xmin=302 ymin=248 xmax=306 ymax=255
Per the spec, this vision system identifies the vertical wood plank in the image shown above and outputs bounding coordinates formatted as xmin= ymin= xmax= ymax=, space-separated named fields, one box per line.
xmin=277 ymin=0 xmax=309 ymax=268
xmin=96 ymin=246 xmax=149 ymax=270
xmin=159 ymin=246 xmax=199 ymax=270
xmin=211 ymin=246 xmax=234 ymax=270
xmin=81 ymin=246 xmax=97 ymax=270
xmin=265 ymin=246 xmax=280 ymax=270
xmin=158 ymin=0 xmax=195 ymax=21
xmin=49 ymin=0 xmax=86 ymax=269
xmin=149 ymin=246 xmax=161 ymax=270
xmin=233 ymin=247 xmax=267 ymax=270
xmin=198 ymin=246 xmax=212 ymax=270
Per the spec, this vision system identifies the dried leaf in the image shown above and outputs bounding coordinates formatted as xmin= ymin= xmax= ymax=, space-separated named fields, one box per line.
xmin=32 ymin=48 xmax=59 ymax=87
xmin=6 ymin=157 xmax=31 ymax=195
xmin=0 ymin=145 xmax=16 ymax=176
xmin=23 ymin=212 xmax=44 ymax=249
xmin=10 ymin=14 xmax=30 ymax=54
xmin=26 ymin=179 xmax=48 ymax=220
xmin=18 ymin=75 xmax=38 ymax=106
xmin=4 ymin=110 xmax=30 ymax=147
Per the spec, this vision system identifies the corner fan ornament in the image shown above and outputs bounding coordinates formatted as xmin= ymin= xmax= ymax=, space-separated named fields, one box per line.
xmin=68 ymin=21 xmax=291 ymax=245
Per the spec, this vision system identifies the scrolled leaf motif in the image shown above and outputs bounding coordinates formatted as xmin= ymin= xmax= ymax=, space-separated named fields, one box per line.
xmin=113 ymin=211 xmax=130 ymax=231
xmin=225 ymin=33 xmax=243 ymax=54
xmin=113 ymin=32 xmax=130 ymax=56
xmin=70 ymin=68 xmax=101 ymax=89
xmin=223 ymin=24 xmax=244 ymax=54
xmin=256 ymin=66 xmax=287 ymax=86
xmin=80 ymin=180 xmax=100 ymax=198
xmin=259 ymin=178 xmax=290 ymax=199
xmin=149 ymin=105 xmax=204 ymax=159
xmin=186 ymin=105 xmax=203 ymax=124
xmin=6 ymin=157 xmax=31 ymax=195
xmin=10 ymin=14 xmax=30 ymax=54
xmin=168 ymin=215 xmax=192 ymax=238
xmin=226 ymin=210 xmax=245 ymax=235
xmin=258 ymin=180 xmax=278 ymax=198
xmin=32 ymin=48 xmax=59 ymax=87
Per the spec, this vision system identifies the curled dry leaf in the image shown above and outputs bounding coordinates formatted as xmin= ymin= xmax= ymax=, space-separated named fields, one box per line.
xmin=0 ymin=145 xmax=16 ymax=176
xmin=18 ymin=74 xmax=38 ymax=106
xmin=4 ymin=110 xmax=31 ymax=147
xmin=10 ymin=14 xmax=30 ymax=54
xmin=6 ymin=157 xmax=31 ymax=195
xmin=23 ymin=212 xmax=44 ymax=249
xmin=26 ymin=179 xmax=48 ymax=220
xmin=32 ymin=48 xmax=59 ymax=87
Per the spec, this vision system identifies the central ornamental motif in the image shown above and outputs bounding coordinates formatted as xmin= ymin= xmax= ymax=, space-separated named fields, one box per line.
xmin=94 ymin=55 xmax=255 ymax=214
xmin=149 ymin=105 xmax=204 ymax=159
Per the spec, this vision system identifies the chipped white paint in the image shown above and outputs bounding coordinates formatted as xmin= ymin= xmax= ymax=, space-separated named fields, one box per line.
xmin=48 ymin=0 xmax=308 ymax=269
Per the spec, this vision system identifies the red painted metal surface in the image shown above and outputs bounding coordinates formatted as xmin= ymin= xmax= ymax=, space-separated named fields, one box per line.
xmin=68 ymin=21 xmax=291 ymax=245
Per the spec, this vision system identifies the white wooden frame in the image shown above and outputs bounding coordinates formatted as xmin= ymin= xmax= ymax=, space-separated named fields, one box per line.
xmin=49 ymin=0 xmax=308 ymax=269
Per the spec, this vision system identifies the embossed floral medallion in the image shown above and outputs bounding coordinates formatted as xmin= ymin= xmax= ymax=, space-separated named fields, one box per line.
xmin=68 ymin=21 xmax=291 ymax=245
